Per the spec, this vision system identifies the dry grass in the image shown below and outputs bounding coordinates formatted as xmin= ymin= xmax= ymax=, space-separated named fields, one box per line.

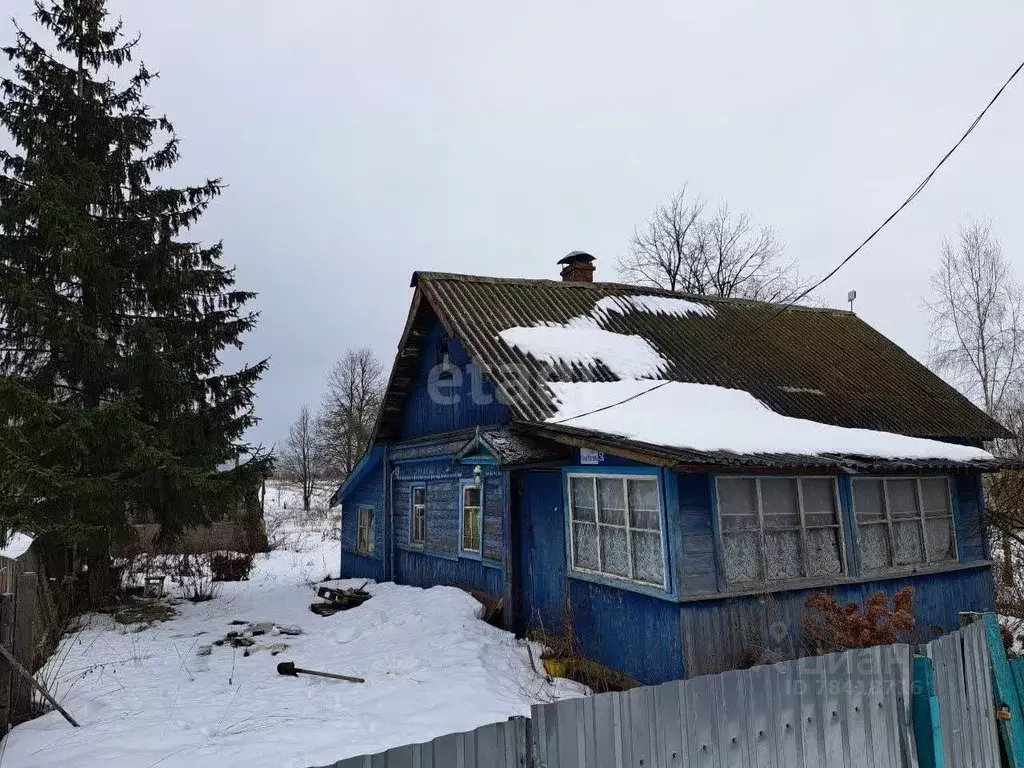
xmin=112 ymin=599 xmax=177 ymax=627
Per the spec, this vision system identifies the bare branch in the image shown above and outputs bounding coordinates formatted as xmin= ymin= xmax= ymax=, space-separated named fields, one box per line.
xmin=315 ymin=347 xmax=385 ymax=480
xmin=617 ymin=183 xmax=812 ymax=303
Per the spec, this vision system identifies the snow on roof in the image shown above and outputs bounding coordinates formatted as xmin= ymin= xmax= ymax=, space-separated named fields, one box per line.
xmin=0 ymin=532 xmax=34 ymax=560
xmin=547 ymin=380 xmax=994 ymax=462
xmin=498 ymin=293 xmax=713 ymax=379
xmin=499 ymin=326 xmax=668 ymax=379
xmin=591 ymin=294 xmax=715 ymax=321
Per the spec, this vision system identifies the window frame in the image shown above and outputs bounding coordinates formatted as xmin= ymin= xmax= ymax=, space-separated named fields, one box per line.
xmin=459 ymin=480 xmax=483 ymax=558
xmin=565 ymin=471 xmax=668 ymax=591
xmin=356 ymin=505 xmax=375 ymax=557
xmin=714 ymin=475 xmax=848 ymax=589
xmin=851 ymin=475 xmax=958 ymax=574
xmin=409 ymin=483 xmax=426 ymax=548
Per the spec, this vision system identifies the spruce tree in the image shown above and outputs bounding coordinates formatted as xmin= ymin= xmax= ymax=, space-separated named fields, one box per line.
xmin=0 ymin=1 xmax=269 ymax=577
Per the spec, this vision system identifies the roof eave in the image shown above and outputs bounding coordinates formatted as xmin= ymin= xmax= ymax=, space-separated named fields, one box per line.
xmin=515 ymin=421 xmax=1012 ymax=474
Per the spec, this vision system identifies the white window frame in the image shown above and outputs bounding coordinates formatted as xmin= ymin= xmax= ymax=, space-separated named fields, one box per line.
xmin=851 ymin=476 xmax=958 ymax=573
xmin=715 ymin=475 xmax=847 ymax=588
xmin=410 ymin=484 xmax=426 ymax=547
xmin=566 ymin=472 xmax=667 ymax=590
xmin=460 ymin=482 xmax=483 ymax=556
xmin=357 ymin=505 xmax=374 ymax=556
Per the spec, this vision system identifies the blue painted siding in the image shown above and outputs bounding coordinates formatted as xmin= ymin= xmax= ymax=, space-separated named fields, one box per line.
xmin=398 ymin=317 xmax=507 ymax=439
xmin=392 ymin=449 xmax=506 ymax=595
xmin=677 ymin=473 xmax=717 ymax=594
xmin=679 ymin=563 xmax=995 ymax=678
xmin=513 ymin=465 xmax=996 ymax=685
xmin=514 ymin=469 xmax=684 ymax=684
xmin=568 ymin=578 xmax=684 ymax=685
xmin=341 ymin=552 xmax=386 ymax=582
xmin=395 ymin=548 xmax=504 ymax=594
xmin=954 ymin=473 xmax=988 ymax=561
xmin=516 ymin=471 xmax=566 ymax=634
xmin=340 ymin=448 xmax=387 ymax=582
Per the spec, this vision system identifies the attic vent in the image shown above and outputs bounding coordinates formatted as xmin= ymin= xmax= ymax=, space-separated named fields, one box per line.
xmin=558 ymin=251 xmax=596 ymax=283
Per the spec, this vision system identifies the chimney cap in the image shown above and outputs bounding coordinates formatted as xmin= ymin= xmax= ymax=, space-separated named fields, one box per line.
xmin=557 ymin=250 xmax=595 ymax=265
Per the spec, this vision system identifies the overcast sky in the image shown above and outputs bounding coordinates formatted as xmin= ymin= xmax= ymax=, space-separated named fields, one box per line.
xmin=5 ymin=1 xmax=1024 ymax=449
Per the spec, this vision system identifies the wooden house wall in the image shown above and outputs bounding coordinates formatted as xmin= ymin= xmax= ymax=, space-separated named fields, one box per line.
xmin=679 ymin=564 xmax=995 ymax=677
xmin=513 ymin=470 xmax=685 ymax=685
xmin=397 ymin=318 xmax=507 ymax=440
xmin=953 ymin=473 xmax=988 ymax=561
xmin=514 ymin=463 xmax=996 ymax=686
xmin=391 ymin=454 xmax=506 ymax=596
xmin=340 ymin=453 xmax=387 ymax=583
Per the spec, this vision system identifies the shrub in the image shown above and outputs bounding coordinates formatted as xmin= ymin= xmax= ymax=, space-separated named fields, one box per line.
xmin=804 ymin=586 xmax=915 ymax=653
xmin=210 ymin=552 xmax=255 ymax=582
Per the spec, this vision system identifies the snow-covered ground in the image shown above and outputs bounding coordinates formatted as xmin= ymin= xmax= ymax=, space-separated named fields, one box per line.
xmin=0 ymin=484 xmax=581 ymax=768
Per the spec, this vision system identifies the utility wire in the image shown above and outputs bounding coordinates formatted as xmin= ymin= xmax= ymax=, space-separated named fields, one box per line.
xmin=551 ymin=54 xmax=1024 ymax=426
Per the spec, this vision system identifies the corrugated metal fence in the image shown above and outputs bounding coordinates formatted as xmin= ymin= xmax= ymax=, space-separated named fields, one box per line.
xmin=319 ymin=644 xmax=917 ymax=768
xmin=533 ymin=644 xmax=915 ymax=768
xmin=925 ymin=619 xmax=1000 ymax=768
xmin=316 ymin=717 xmax=530 ymax=768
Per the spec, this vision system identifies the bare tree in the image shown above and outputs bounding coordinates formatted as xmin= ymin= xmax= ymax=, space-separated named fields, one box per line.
xmin=617 ymin=184 xmax=811 ymax=303
xmin=317 ymin=348 xmax=385 ymax=480
xmin=925 ymin=219 xmax=1024 ymax=585
xmin=279 ymin=405 xmax=325 ymax=512
xmin=926 ymin=219 xmax=1024 ymax=416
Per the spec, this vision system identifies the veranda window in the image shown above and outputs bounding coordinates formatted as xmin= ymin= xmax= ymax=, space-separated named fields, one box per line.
xmin=716 ymin=477 xmax=845 ymax=587
xmin=568 ymin=475 xmax=665 ymax=588
xmin=852 ymin=477 xmax=956 ymax=572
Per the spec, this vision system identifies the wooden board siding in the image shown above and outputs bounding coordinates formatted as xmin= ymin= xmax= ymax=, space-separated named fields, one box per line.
xmin=568 ymin=578 xmax=684 ymax=685
xmin=514 ymin=469 xmax=684 ymax=685
xmin=389 ymin=450 xmax=506 ymax=597
xmin=679 ymin=563 xmax=996 ymax=678
xmin=397 ymin=317 xmax=507 ymax=440
xmin=955 ymin=473 xmax=988 ymax=562
xmin=677 ymin=473 xmax=717 ymax=594
xmin=395 ymin=549 xmax=503 ymax=595
xmin=340 ymin=450 xmax=386 ymax=582
xmin=393 ymin=457 xmax=504 ymax=566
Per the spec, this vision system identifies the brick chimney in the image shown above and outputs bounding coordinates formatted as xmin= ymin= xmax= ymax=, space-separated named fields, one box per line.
xmin=558 ymin=251 xmax=596 ymax=282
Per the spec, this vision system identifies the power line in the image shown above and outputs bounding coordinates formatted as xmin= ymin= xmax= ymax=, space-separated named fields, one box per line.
xmin=551 ymin=54 xmax=1024 ymax=426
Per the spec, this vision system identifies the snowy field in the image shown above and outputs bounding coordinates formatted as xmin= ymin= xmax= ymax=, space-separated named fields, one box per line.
xmin=0 ymin=484 xmax=581 ymax=768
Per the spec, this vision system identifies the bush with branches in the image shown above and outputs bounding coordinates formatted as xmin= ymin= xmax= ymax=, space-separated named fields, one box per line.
xmin=804 ymin=587 xmax=916 ymax=653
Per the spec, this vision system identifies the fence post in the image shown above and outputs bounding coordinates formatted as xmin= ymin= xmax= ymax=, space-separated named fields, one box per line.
xmin=0 ymin=592 xmax=13 ymax=733
xmin=913 ymin=655 xmax=945 ymax=768
xmin=962 ymin=612 xmax=1024 ymax=767
xmin=11 ymin=572 xmax=37 ymax=723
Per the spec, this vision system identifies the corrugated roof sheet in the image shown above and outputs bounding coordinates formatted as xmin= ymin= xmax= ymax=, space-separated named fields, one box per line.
xmin=400 ymin=272 xmax=1006 ymax=444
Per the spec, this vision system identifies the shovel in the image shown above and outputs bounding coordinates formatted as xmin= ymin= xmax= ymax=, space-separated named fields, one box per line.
xmin=277 ymin=661 xmax=364 ymax=684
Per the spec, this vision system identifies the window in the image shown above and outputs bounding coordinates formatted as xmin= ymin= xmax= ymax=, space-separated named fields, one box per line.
xmin=567 ymin=474 xmax=665 ymax=588
xmin=852 ymin=477 xmax=956 ymax=572
xmin=716 ymin=477 xmax=844 ymax=587
xmin=411 ymin=485 xmax=426 ymax=547
xmin=461 ymin=484 xmax=482 ymax=554
xmin=357 ymin=506 xmax=374 ymax=556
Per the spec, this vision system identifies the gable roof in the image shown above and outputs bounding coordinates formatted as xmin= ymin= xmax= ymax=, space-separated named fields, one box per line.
xmin=373 ymin=272 xmax=1007 ymax=450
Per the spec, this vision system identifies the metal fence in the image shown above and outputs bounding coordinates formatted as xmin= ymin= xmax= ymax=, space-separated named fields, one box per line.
xmin=532 ymin=643 xmax=915 ymax=768
xmin=924 ymin=619 xmax=999 ymax=768
xmin=316 ymin=717 xmax=530 ymax=768
xmin=317 ymin=644 xmax=916 ymax=768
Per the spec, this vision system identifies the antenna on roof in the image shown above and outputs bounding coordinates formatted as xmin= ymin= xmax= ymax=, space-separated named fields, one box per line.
xmin=847 ymin=290 xmax=857 ymax=312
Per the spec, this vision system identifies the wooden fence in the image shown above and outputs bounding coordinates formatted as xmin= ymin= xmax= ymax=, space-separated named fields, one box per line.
xmin=0 ymin=540 xmax=74 ymax=732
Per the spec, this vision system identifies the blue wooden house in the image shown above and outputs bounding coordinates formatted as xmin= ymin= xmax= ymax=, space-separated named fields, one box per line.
xmin=331 ymin=253 xmax=1008 ymax=685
